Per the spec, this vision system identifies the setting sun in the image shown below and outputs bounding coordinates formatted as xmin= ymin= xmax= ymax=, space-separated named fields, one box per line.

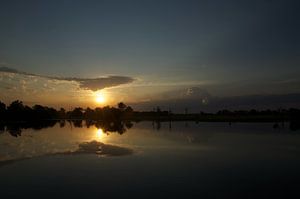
xmin=95 ymin=92 xmax=106 ymax=104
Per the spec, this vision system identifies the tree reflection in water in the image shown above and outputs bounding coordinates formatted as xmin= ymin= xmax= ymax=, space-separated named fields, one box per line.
xmin=0 ymin=119 xmax=134 ymax=137
xmin=3 ymin=120 xmax=57 ymax=137
xmin=68 ymin=119 xmax=133 ymax=134
xmin=1 ymin=119 xmax=299 ymax=138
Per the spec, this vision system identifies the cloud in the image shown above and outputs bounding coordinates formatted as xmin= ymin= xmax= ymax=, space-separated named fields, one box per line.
xmin=0 ymin=66 xmax=135 ymax=91
xmin=132 ymin=92 xmax=300 ymax=113
xmin=67 ymin=76 xmax=135 ymax=91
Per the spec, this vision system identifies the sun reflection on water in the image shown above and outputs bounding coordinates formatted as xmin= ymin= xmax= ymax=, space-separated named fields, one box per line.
xmin=96 ymin=128 xmax=104 ymax=140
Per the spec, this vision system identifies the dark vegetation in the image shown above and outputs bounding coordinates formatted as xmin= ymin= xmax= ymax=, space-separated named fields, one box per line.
xmin=0 ymin=100 xmax=300 ymax=132
xmin=0 ymin=100 xmax=134 ymax=121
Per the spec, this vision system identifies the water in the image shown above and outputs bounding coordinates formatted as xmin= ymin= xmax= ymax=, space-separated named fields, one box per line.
xmin=0 ymin=121 xmax=300 ymax=198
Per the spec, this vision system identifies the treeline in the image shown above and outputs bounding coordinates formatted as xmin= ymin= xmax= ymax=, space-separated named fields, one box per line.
xmin=201 ymin=108 xmax=300 ymax=122
xmin=133 ymin=108 xmax=300 ymax=122
xmin=0 ymin=100 xmax=60 ymax=120
xmin=67 ymin=102 xmax=133 ymax=120
xmin=0 ymin=100 xmax=133 ymax=121
xmin=1 ymin=100 xmax=300 ymax=123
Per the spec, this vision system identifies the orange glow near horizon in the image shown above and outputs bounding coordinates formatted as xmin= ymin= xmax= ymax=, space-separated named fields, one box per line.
xmin=95 ymin=91 xmax=106 ymax=104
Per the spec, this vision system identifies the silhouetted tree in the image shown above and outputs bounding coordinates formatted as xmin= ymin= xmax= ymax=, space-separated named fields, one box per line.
xmin=58 ymin=108 xmax=66 ymax=119
xmin=125 ymin=106 xmax=133 ymax=113
xmin=94 ymin=107 xmax=103 ymax=119
xmin=68 ymin=107 xmax=83 ymax=119
xmin=124 ymin=106 xmax=134 ymax=119
xmin=156 ymin=106 xmax=161 ymax=113
xmin=7 ymin=100 xmax=25 ymax=119
xmin=118 ymin=102 xmax=127 ymax=111
xmin=84 ymin=107 xmax=95 ymax=119
xmin=33 ymin=105 xmax=51 ymax=119
xmin=0 ymin=101 xmax=6 ymax=119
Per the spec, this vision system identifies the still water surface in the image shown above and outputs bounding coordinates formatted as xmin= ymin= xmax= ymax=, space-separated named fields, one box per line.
xmin=0 ymin=121 xmax=300 ymax=198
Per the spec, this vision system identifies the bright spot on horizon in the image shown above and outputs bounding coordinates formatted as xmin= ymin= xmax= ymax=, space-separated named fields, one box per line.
xmin=96 ymin=128 xmax=104 ymax=139
xmin=95 ymin=92 xmax=106 ymax=104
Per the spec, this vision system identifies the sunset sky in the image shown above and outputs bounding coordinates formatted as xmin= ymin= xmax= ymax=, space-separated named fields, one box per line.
xmin=0 ymin=0 xmax=299 ymax=111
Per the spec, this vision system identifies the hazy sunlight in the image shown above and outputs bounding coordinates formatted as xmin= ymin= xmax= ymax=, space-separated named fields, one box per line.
xmin=95 ymin=92 xmax=106 ymax=104
xmin=96 ymin=128 xmax=104 ymax=140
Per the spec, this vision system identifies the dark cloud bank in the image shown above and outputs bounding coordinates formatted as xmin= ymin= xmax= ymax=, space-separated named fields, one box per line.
xmin=0 ymin=67 xmax=135 ymax=91
xmin=132 ymin=87 xmax=300 ymax=113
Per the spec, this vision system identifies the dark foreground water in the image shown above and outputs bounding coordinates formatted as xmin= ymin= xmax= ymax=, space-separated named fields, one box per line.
xmin=0 ymin=121 xmax=300 ymax=198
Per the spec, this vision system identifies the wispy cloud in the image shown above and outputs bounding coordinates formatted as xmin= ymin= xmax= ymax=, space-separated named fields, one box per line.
xmin=0 ymin=66 xmax=135 ymax=91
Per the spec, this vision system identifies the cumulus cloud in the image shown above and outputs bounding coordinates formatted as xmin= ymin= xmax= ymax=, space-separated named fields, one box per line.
xmin=0 ymin=66 xmax=135 ymax=91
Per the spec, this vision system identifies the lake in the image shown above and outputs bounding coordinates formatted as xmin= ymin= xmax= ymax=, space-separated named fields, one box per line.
xmin=1 ymin=121 xmax=300 ymax=198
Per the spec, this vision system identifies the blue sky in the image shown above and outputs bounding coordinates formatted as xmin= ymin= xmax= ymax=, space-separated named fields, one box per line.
xmin=0 ymin=0 xmax=300 ymax=109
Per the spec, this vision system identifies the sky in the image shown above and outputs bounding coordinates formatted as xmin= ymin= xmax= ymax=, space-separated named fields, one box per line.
xmin=0 ymin=0 xmax=300 ymax=111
